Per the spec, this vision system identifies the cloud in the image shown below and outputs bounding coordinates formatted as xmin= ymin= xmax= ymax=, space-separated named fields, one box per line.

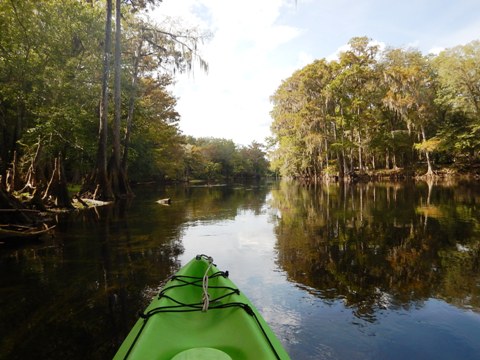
xmin=428 ymin=47 xmax=445 ymax=56
xmin=296 ymin=51 xmax=314 ymax=67
xmin=154 ymin=0 xmax=480 ymax=145
xmin=428 ymin=19 xmax=480 ymax=51
xmin=326 ymin=39 xmax=386 ymax=62
xmin=154 ymin=0 xmax=302 ymax=145
xmin=326 ymin=43 xmax=350 ymax=62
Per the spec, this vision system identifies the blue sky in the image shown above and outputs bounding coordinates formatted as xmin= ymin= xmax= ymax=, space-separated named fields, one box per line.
xmin=154 ymin=0 xmax=480 ymax=145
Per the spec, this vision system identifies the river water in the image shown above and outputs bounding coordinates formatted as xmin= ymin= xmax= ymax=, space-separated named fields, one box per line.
xmin=1 ymin=180 xmax=479 ymax=359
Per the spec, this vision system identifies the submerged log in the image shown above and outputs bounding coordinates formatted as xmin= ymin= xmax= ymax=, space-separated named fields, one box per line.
xmin=0 ymin=184 xmax=55 ymax=241
xmin=156 ymin=198 xmax=171 ymax=205
xmin=0 ymin=223 xmax=55 ymax=242
xmin=0 ymin=187 xmax=34 ymax=224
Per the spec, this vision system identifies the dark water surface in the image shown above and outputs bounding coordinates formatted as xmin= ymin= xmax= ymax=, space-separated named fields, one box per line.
xmin=1 ymin=180 xmax=479 ymax=359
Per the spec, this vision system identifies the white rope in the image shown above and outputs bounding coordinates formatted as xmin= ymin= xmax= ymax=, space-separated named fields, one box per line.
xmin=202 ymin=256 xmax=214 ymax=312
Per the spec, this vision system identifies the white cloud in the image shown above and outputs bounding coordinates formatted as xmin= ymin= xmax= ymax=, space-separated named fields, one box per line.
xmin=152 ymin=0 xmax=480 ymax=145
xmin=405 ymin=40 xmax=420 ymax=49
xmin=326 ymin=43 xmax=350 ymax=62
xmin=427 ymin=19 xmax=480 ymax=51
xmin=153 ymin=0 xmax=206 ymax=28
xmin=154 ymin=0 xmax=302 ymax=145
xmin=296 ymin=51 xmax=314 ymax=67
xmin=428 ymin=47 xmax=445 ymax=56
xmin=325 ymin=39 xmax=386 ymax=62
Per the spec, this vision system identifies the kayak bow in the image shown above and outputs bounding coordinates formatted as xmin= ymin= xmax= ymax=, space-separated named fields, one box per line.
xmin=113 ymin=255 xmax=290 ymax=360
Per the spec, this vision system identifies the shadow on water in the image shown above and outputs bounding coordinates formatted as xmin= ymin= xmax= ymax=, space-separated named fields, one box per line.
xmin=0 ymin=182 xmax=271 ymax=360
xmin=0 ymin=200 xmax=181 ymax=359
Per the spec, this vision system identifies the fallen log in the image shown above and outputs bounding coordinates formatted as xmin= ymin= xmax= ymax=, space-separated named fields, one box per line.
xmin=0 ymin=209 xmax=42 ymax=213
xmin=156 ymin=198 xmax=171 ymax=205
xmin=0 ymin=223 xmax=56 ymax=241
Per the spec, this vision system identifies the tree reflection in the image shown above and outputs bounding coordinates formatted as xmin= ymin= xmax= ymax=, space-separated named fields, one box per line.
xmin=0 ymin=183 xmax=271 ymax=359
xmin=271 ymin=180 xmax=480 ymax=322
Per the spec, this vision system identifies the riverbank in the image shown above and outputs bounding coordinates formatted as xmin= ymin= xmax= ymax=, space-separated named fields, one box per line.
xmin=2 ymin=164 xmax=479 ymax=225
xmin=320 ymin=164 xmax=480 ymax=183
xmin=0 ymin=186 xmax=113 ymax=244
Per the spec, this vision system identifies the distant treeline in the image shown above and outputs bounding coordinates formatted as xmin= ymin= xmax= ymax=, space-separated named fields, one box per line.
xmin=180 ymin=137 xmax=270 ymax=183
xmin=269 ymin=37 xmax=480 ymax=179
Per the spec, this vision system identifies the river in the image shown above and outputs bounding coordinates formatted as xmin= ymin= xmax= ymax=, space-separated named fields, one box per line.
xmin=1 ymin=180 xmax=479 ymax=359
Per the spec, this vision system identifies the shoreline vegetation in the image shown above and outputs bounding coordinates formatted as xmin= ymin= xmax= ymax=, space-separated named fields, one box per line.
xmin=1 ymin=3 xmax=479 ymax=234
xmin=0 ymin=166 xmax=477 ymax=244
xmin=269 ymin=37 xmax=480 ymax=181
xmin=302 ymin=165 xmax=480 ymax=183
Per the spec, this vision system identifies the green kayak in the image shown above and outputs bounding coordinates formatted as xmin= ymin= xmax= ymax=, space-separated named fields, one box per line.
xmin=113 ymin=254 xmax=290 ymax=360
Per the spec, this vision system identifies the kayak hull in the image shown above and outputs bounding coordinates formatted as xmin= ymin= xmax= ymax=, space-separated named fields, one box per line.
xmin=113 ymin=255 xmax=290 ymax=360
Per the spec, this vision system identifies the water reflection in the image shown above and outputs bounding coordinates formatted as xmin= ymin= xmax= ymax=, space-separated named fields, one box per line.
xmin=0 ymin=202 xmax=182 ymax=359
xmin=0 ymin=184 xmax=272 ymax=360
xmin=271 ymin=180 xmax=480 ymax=322
xmin=1 ymin=181 xmax=480 ymax=359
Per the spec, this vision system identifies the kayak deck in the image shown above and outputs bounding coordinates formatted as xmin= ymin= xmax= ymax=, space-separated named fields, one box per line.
xmin=114 ymin=255 xmax=290 ymax=360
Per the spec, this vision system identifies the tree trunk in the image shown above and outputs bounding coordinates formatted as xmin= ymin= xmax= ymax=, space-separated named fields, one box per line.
xmin=357 ymin=132 xmax=363 ymax=172
xmin=0 ymin=112 xmax=8 ymax=188
xmin=19 ymin=139 xmax=44 ymax=193
xmin=421 ymin=125 xmax=434 ymax=176
xmin=113 ymin=0 xmax=121 ymax=169
xmin=122 ymin=36 xmax=142 ymax=172
xmin=96 ymin=0 xmax=113 ymax=199
xmin=82 ymin=0 xmax=113 ymax=200
xmin=109 ymin=0 xmax=131 ymax=198
xmin=339 ymin=109 xmax=348 ymax=177
xmin=357 ymin=107 xmax=363 ymax=172
xmin=43 ymin=156 xmax=73 ymax=209
xmin=6 ymin=151 xmax=18 ymax=193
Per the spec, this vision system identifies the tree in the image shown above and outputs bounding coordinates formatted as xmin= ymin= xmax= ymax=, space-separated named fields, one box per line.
xmin=83 ymin=0 xmax=114 ymax=200
xmin=233 ymin=142 xmax=269 ymax=179
xmin=332 ymin=37 xmax=382 ymax=173
xmin=82 ymin=0 xmax=209 ymax=199
xmin=269 ymin=37 xmax=470 ymax=180
xmin=126 ymin=75 xmax=182 ymax=182
xmin=435 ymin=40 xmax=480 ymax=120
xmin=121 ymin=14 xmax=209 ymax=177
xmin=110 ymin=0 xmax=130 ymax=198
xmin=270 ymin=37 xmax=383 ymax=179
xmin=433 ymin=41 xmax=480 ymax=163
xmin=0 ymin=0 xmax=214 ymax=208
xmin=270 ymin=68 xmax=308 ymax=178
xmin=0 ymin=0 xmax=103 ymax=197
xmin=381 ymin=48 xmax=439 ymax=175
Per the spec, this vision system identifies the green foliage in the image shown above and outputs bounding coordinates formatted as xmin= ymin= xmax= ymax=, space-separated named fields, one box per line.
xmin=4 ymin=0 xmax=477 ymax=188
xmin=433 ymin=41 xmax=480 ymax=162
xmin=414 ymin=137 xmax=441 ymax=152
xmin=270 ymin=37 xmax=480 ymax=178
xmin=182 ymin=138 xmax=270 ymax=182
xmin=0 ymin=0 xmax=214 ymax=187
xmin=434 ymin=41 xmax=480 ymax=119
xmin=0 ymin=1 xmax=103 ymax=178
